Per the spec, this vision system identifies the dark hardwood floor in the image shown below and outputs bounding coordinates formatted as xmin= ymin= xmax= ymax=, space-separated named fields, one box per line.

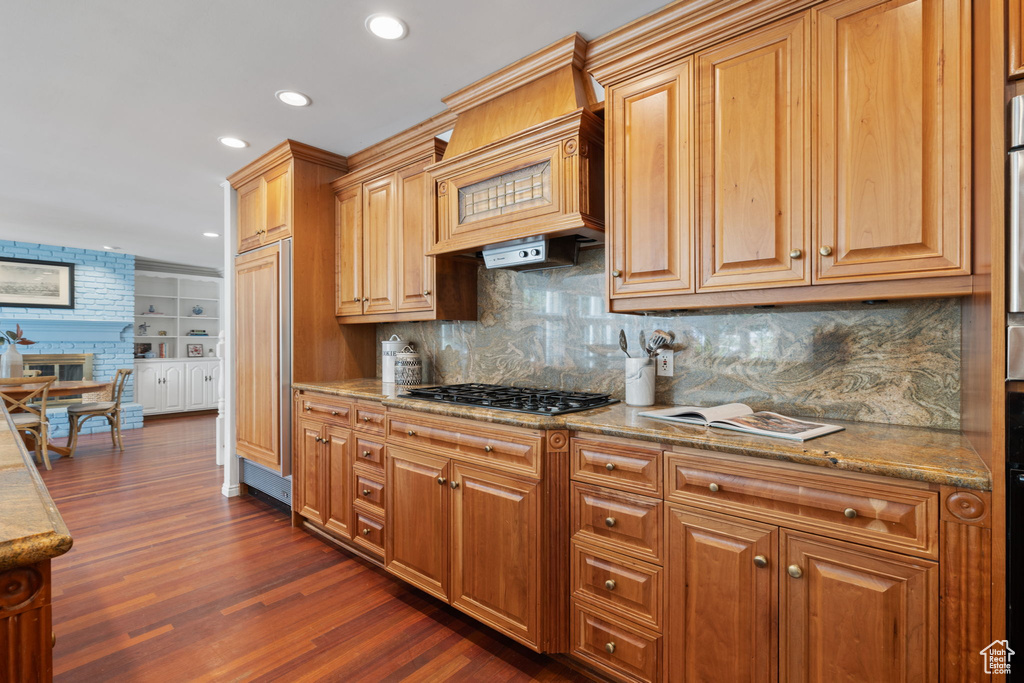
xmin=39 ymin=415 xmax=588 ymax=682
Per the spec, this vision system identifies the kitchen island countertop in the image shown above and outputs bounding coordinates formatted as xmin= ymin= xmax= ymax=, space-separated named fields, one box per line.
xmin=293 ymin=379 xmax=991 ymax=490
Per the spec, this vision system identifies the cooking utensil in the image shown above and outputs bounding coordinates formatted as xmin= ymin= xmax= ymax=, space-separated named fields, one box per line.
xmin=647 ymin=332 xmax=670 ymax=355
xmin=619 ymin=329 xmax=630 ymax=358
xmin=639 ymin=330 xmax=646 ymax=357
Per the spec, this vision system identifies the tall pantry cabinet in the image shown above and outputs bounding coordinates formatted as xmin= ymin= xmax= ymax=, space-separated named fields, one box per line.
xmin=228 ymin=140 xmax=375 ymax=476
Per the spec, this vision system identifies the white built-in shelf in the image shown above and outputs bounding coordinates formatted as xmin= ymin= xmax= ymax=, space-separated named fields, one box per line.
xmin=134 ymin=271 xmax=222 ymax=360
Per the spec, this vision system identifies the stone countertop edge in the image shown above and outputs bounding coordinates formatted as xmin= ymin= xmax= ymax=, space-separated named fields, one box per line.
xmin=0 ymin=408 xmax=73 ymax=571
xmin=293 ymin=380 xmax=991 ymax=491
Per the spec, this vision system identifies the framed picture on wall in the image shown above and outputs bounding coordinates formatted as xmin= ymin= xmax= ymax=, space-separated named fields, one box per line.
xmin=0 ymin=257 xmax=75 ymax=308
xmin=187 ymin=343 xmax=204 ymax=358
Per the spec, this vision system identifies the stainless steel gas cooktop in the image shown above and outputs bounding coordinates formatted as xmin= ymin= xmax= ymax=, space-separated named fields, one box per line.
xmin=401 ymin=383 xmax=617 ymax=415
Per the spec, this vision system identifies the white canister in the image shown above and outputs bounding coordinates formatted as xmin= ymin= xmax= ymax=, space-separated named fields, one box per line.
xmin=381 ymin=334 xmax=404 ymax=383
xmin=394 ymin=345 xmax=423 ymax=386
xmin=624 ymin=357 xmax=655 ymax=406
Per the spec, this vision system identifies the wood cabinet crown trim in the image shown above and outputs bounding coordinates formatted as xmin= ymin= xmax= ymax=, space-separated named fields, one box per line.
xmin=331 ymin=138 xmax=448 ymax=192
xmin=346 ymin=109 xmax=457 ymax=171
xmin=227 ymin=139 xmax=348 ymax=188
xmin=442 ymin=33 xmax=588 ymax=114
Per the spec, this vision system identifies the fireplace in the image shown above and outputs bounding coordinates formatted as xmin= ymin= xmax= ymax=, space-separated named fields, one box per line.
xmin=23 ymin=353 xmax=94 ymax=405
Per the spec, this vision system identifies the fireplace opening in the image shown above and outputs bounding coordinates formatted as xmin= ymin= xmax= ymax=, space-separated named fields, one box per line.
xmin=23 ymin=353 xmax=94 ymax=405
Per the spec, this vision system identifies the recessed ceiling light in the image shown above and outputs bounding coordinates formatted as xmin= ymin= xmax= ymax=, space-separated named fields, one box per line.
xmin=203 ymin=232 xmax=221 ymax=238
xmin=365 ymin=13 xmax=408 ymax=40
xmin=102 ymin=245 xmax=122 ymax=251
xmin=275 ymin=90 xmax=311 ymax=107
xmin=218 ymin=136 xmax=249 ymax=149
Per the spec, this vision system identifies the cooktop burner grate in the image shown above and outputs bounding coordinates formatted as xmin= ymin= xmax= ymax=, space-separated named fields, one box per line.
xmin=401 ymin=383 xmax=617 ymax=415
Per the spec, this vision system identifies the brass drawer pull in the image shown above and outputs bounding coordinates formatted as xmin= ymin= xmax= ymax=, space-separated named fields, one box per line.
xmin=362 ymin=489 xmax=372 ymax=496
xmin=331 ymin=410 xmax=339 ymax=416
xmin=362 ymin=528 xmax=371 ymax=536
xmin=605 ymin=462 xmax=616 ymax=471
xmin=407 ymin=429 xmax=416 ymax=436
xmin=362 ymin=450 xmax=371 ymax=457
xmin=604 ymin=517 xmax=616 ymax=528
xmin=604 ymin=579 xmax=616 ymax=591
xmin=753 ymin=555 xmax=768 ymax=569
xmin=605 ymin=642 xmax=616 ymax=655
xmin=708 ymin=483 xmax=720 ymax=493
xmin=843 ymin=507 xmax=858 ymax=519
xmin=305 ymin=405 xmax=312 ymax=411
xmin=788 ymin=564 xmax=803 ymax=579
xmin=484 ymin=445 xmax=493 ymax=452
xmin=322 ymin=438 xmax=330 ymax=445
xmin=437 ymin=477 xmax=447 ymax=485
xmin=362 ymin=416 xmax=370 ymax=422
xmin=450 ymin=481 xmax=460 ymax=489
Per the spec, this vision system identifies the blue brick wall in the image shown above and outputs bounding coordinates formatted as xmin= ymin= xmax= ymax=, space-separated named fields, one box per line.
xmin=0 ymin=240 xmax=142 ymax=438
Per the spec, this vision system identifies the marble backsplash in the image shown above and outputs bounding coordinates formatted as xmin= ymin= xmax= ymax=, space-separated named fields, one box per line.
xmin=378 ymin=248 xmax=961 ymax=430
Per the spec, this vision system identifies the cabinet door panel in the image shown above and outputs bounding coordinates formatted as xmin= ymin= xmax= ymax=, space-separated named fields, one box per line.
xmin=698 ymin=14 xmax=809 ymax=290
xmin=334 ymin=185 xmax=363 ymax=317
xmin=162 ymin=363 xmax=186 ymax=412
xmin=666 ymin=505 xmax=776 ymax=683
xmin=263 ymin=163 xmax=292 ymax=243
xmin=814 ymin=0 xmax=968 ymax=282
xmin=781 ymin=530 xmax=937 ymax=683
xmin=134 ymin=363 xmax=161 ymax=413
xmin=396 ymin=159 xmax=435 ymax=313
xmin=362 ymin=175 xmax=397 ymax=315
xmin=237 ymin=177 xmax=264 ymax=254
xmin=450 ymin=463 xmax=541 ymax=648
xmin=385 ymin=447 xmax=448 ymax=601
xmin=185 ymin=363 xmax=207 ymax=411
xmin=207 ymin=362 xmax=221 ymax=408
xmin=324 ymin=425 xmax=352 ymax=539
xmin=608 ymin=59 xmax=694 ymax=297
xmin=234 ymin=247 xmax=281 ymax=471
xmin=295 ymin=419 xmax=324 ymax=525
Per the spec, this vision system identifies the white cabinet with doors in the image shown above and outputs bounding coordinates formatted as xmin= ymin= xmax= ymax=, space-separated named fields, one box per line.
xmin=135 ymin=359 xmax=221 ymax=415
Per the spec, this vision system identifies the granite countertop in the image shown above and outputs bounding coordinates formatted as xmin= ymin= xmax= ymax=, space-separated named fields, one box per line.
xmin=293 ymin=379 xmax=991 ymax=491
xmin=0 ymin=409 xmax=73 ymax=571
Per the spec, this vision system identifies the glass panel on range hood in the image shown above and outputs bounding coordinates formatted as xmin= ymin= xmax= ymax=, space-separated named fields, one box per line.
xmin=457 ymin=160 xmax=552 ymax=225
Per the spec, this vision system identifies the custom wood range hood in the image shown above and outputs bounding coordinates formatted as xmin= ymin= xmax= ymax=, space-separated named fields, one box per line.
xmin=426 ymin=33 xmax=605 ymax=258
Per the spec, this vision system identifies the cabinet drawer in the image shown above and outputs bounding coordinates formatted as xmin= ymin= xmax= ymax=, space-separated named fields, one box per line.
xmin=355 ymin=438 xmax=384 ymax=470
xmin=572 ymin=543 xmax=662 ymax=630
xmin=353 ymin=510 xmax=384 ymax=555
xmin=298 ymin=395 xmax=352 ymax=426
xmin=572 ymin=603 xmax=661 ymax=683
xmin=354 ymin=468 xmax=385 ymax=512
xmin=572 ymin=438 xmax=662 ymax=496
xmin=388 ymin=413 xmax=541 ymax=478
xmin=572 ymin=484 xmax=662 ymax=564
xmin=354 ymin=405 xmax=386 ymax=434
xmin=665 ymin=450 xmax=939 ymax=559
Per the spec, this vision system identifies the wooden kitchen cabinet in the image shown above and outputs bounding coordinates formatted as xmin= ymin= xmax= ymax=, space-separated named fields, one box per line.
xmin=781 ymin=531 xmax=938 ymax=683
xmin=606 ymin=57 xmax=694 ymax=299
xmin=293 ymin=413 xmax=353 ymax=540
xmin=812 ymin=0 xmax=969 ymax=283
xmin=1012 ymin=0 xmax=1024 ymax=79
xmin=696 ymin=13 xmax=810 ymax=291
xmin=237 ymin=162 xmax=292 ymax=254
xmin=333 ymin=139 xmax=477 ymax=324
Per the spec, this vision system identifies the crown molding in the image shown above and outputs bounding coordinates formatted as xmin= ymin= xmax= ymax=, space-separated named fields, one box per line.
xmin=227 ymin=140 xmax=349 ymax=188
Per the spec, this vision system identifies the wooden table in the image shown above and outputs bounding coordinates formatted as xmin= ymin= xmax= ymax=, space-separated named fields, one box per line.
xmin=4 ymin=381 xmax=111 ymax=456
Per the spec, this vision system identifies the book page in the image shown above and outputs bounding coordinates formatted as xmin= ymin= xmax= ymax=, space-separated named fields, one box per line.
xmin=713 ymin=412 xmax=843 ymax=440
xmin=638 ymin=403 xmax=752 ymax=424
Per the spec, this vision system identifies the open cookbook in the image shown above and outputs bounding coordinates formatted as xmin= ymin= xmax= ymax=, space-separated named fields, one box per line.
xmin=637 ymin=403 xmax=844 ymax=441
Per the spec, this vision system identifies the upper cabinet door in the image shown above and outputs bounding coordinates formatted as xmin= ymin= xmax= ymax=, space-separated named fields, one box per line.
xmin=697 ymin=14 xmax=810 ymax=291
xmin=396 ymin=159 xmax=435 ymax=313
xmin=607 ymin=58 xmax=694 ymax=298
xmin=237 ymin=177 xmax=265 ymax=254
xmin=1011 ymin=0 xmax=1024 ymax=79
xmin=262 ymin=162 xmax=292 ymax=244
xmin=334 ymin=185 xmax=363 ymax=317
xmin=813 ymin=0 xmax=969 ymax=283
xmin=362 ymin=175 xmax=398 ymax=315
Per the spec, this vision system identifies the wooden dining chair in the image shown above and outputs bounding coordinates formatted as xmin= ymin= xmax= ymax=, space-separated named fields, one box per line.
xmin=65 ymin=368 xmax=133 ymax=456
xmin=0 ymin=375 xmax=57 ymax=470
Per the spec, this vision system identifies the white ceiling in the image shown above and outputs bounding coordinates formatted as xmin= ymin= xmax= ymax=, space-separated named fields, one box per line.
xmin=0 ymin=0 xmax=668 ymax=269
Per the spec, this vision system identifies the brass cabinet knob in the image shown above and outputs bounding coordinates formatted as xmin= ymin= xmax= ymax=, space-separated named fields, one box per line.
xmin=362 ymin=489 xmax=371 ymax=496
xmin=604 ymin=517 xmax=617 ymax=528
xmin=843 ymin=507 xmax=858 ymax=519
xmin=604 ymin=579 xmax=617 ymax=591
xmin=353 ymin=297 xmax=360 ymax=302
xmin=709 ymin=483 xmax=720 ymax=493
xmin=611 ymin=269 xmax=622 ymax=278
xmin=331 ymin=410 xmax=338 ymax=416
xmin=305 ymin=405 xmax=311 ymax=411
xmin=362 ymin=450 xmax=372 ymax=457
xmin=605 ymin=462 xmax=616 ymax=471
xmin=322 ymin=438 xmax=330 ymax=445
xmin=484 ymin=445 xmax=493 ymax=452
xmin=819 ymin=245 xmax=833 ymax=257
xmin=788 ymin=564 xmax=803 ymax=579
xmin=422 ymin=290 xmax=431 ymax=297
xmin=362 ymin=416 xmax=370 ymax=422
xmin=789 ymin=248 xmax=803 ymax=259
xmin=52 ymin=631 xmax=56 ymax=647
xmin=407 ymin=430 xmax=416 ymax=436
xmin=362 ymin=528 xmax=371 ymax=536
xmin=437 ymin=477 xmax=447 ymax=485
xmin=363 ymin=298 xmax=369 ymax=302
xmin=753 ymin=555 xmax=768 ymax=568
xmin=450 ymin=481 xmax=460 ymax=489
xmin=605 ymin=642 xmax=616 ymax=654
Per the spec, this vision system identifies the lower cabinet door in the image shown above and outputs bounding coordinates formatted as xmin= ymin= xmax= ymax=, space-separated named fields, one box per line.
xmin=185 ymin=362 xmax=208 ymax=411
xmin=666 ymin=505 xmax=777 ymax=682
xmin=323 ymin=425 xmax=352 ymax=539
xmin=385 ymin=446 xmax=449 ymax=601
xmin=450 ymin=462 xmax=542 ymax=650
xmin=134 ymin=363 xmax=161 ymax=413
xmin=781 ymin=530 xmax=938 ymax=683
xmin=295 ymin=419 xmax=325 ymax=525
xmin=162 ymin=362 xmax=186 ymax=412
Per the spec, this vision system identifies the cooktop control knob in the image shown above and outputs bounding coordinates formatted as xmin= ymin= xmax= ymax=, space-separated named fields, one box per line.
xmin=519 ymin=250 xmax=528 ymax=258
xmin=530 ymin=248 xmax=541 ymax=256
